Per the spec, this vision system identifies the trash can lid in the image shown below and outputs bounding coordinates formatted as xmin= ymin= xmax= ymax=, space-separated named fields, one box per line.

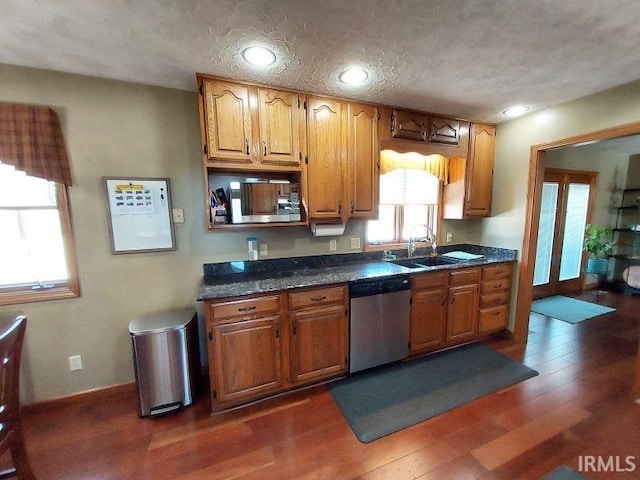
xmin=129 ymin=308 xmax=197 ymax=335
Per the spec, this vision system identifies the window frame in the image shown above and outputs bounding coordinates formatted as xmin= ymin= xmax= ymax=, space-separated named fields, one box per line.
xmin=0 ymin=183 xmax=80 ymax=306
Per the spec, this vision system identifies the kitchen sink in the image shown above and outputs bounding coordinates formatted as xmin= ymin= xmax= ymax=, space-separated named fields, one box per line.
xmin=390 ymin=256 xmax=460 ymax=268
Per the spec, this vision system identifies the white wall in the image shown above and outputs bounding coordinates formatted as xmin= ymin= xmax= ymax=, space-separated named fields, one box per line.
xmin=0 ymin=64 xmax=370 ymax=403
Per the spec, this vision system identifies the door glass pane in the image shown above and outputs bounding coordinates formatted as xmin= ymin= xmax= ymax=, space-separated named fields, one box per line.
xmin=533 ymin=182 xmax=559 ymax=286
xmin=559 ymin=183 xmax=590 ymax=281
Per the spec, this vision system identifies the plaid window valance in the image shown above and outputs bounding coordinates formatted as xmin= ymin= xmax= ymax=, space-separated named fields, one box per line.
xmin=0 ymin=103 xmax=72 ymax=186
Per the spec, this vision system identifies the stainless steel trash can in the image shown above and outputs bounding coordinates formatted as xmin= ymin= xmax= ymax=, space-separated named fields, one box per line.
xmin=129 ymin=308 xmax=200 ymax=417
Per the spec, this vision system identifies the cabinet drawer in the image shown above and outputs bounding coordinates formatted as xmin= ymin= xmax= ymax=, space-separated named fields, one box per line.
xmin=212 ymin=295 xmax=280 ymax=320
xmin=479 ymin=305 xmax=508 ymax=333
xmin=480 ymin=291 xmax=510 ymax=308
xmin=481 ymin=278 xmax=511 ymax=294
xmin=449 ymin=268 xmax=481 ymax=286
xmin=288 ymin=286 xmax=346 ymax=310
xmin=412 ymin=271 xmax=448 ymax=290
xmin=482 ymin=263 xmax=513 ymax=280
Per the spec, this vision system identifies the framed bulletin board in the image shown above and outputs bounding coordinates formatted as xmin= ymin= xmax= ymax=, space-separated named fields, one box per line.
xmin=103 ymin=177 xmax=176 ymax=254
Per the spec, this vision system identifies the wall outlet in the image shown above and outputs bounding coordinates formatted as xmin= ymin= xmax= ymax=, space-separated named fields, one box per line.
xmin=446 ymin=232 xmax=453 ymax=243
xmin=259 ymin=243 xmax=268 ymax=256
xmin=69 ymin=355 xmax=83 ymax=371
xmin=172 ymin=208 xmax=185 ymax=223
xmin=329 ymin=239 xmax=337 ymax=251
xmin=349 ymin=237 xmax=361 ymax=249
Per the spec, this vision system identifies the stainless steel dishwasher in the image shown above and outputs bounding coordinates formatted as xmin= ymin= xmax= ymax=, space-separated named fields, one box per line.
xmin=349 ymin=275 xmax=411 ymax=373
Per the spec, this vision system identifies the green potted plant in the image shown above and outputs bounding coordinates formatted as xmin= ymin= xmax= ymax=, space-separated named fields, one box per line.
xmin=583 ymin=224 xmax=613 ymax=274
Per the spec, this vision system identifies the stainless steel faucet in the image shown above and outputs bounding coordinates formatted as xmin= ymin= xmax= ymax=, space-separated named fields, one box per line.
xmin=408 ymin=224 xmax=437 ymax=259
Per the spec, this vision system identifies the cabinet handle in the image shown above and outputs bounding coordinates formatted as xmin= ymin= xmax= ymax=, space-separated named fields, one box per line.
xmin=350 ymin=200 xmax=355 ymax=214
xmin=275 ymin=324 xmax=280 ymax=338
xmin=494 ymin=270 xmax=504 ymax=274
xmin=238 ymin=305 xmax=256 ymax=312
xmin=441 ymin=296 xmax=446 ymax=306
xmin=421 ymin=122 xmax=427 ymax=140
xmin=310 ymin=296 xmax=327 ymax=302
xmin=338 ymin=200 xmax=342 ymax=214
xmin=292 ymin=321 xmax=297 ymax=335
xmin=493 ymin=284 xmax=502 ymax=289
xmin=492 ymin=311 xmax=500 ymax=316
xmin=450 ymin=296 xmax=455 ymax=304
xmin=263 ymin=140 xmax=267 ymax=156
xmin=245 ymin=138 xmax=249 ymax=154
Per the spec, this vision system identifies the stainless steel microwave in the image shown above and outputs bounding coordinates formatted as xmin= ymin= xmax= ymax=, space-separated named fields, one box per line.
xmin=229 ymin=181 xmax=301 ymax=224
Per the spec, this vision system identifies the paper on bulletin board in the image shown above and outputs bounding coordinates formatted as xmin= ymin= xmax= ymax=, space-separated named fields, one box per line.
xmin=104 ymin=177 xmax=176 ymax=254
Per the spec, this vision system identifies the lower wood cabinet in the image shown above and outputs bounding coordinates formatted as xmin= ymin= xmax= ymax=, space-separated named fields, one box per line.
xmin=205 ymin=285 xmax=348 ymax=412
xmin=409 ymin=263 xmax=512 ymax=356
xmin=409 ymin=271 xmax=448 ymax=354
xmin=289 ymin=291 xmax=348 ymax=385
xmin=212 ymin=315 xmax=283 ymax=403
xmin=478 ymin=263 xmax=513 ymax=334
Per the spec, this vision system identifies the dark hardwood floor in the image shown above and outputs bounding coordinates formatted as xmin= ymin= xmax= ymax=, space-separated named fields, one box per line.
xmin=10 ymin=290 xmax=640 ymax=479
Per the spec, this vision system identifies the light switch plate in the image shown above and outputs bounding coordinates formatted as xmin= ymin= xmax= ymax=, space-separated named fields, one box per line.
xmin=329 ymin=239 xmax=337 ymax=251
xmin=69 ymin=355 xmax=82 ymax=371
xmin=172 ymin=208 xmax=185 ymax=223
xmin=349 ymin=237 xmax=361 ymax=249
xmin=259 ymin=243 xmax=268 ymax=256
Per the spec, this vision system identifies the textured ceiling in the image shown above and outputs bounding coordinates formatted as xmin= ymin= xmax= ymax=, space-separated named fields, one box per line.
xmin=2 ymin=0 xmax=640 ymax=123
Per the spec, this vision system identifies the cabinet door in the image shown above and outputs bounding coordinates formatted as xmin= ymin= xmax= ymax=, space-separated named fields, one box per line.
xmin=465 ymin=123 xmax=496 ymax=216
xmin=290 ymin=304 xmax=348 ymax=384
xmin=429 ymin=116 xmax=460 ymax=145
xmin=410 ymin=288 xmax=447 ymax=353
xmin=306 ymin=97 xmax=346 ymax=220
xmin=391 ymin=109 xmax=428 ymax=141
xmin=211 ymin=315 xmax=282 ymax=403
xmin=258 ymin=89 xmax=301 ymax=167
xmin=348 ymin=102 xmax=379 ymax=219
xmin=202 ymin=79 xmax=253 ymax=164
xmin=446 ymin=284 xmax=479 ymax=343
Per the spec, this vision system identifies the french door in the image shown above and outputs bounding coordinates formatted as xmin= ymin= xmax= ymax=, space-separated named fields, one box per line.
xmin=532 ymin=168 xmax=597 ymax=299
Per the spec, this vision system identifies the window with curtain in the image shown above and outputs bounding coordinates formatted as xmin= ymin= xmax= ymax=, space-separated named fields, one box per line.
xmin=0 ymin=104 xmax=79 ymax=305
xmin=367 ymin=162 xmax=441 ymax=246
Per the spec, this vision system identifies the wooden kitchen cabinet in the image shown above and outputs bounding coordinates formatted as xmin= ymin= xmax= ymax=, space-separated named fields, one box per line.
xmin=478 ymin=262 xmax=512 ymax=334
xmin=443 ymin=123 xmax=496 ymax=218
xmin=205 ymin=285 xmax=348 ymax=413
xmin=198 ymin=76 xmax=303 ymax=170
xmin=409 ymin=271 xmax=448 ymax=354
xmin=201 ymin=78 xmax=253 ymax=165
xmin=211 ymin=315 xmax=283 ymax=403
xmin=446 ymin=268 xmax=480 ymax=343
xmin=391 ymin=109 xmax=429 ymax=141
xmin=288 ymin=286 xmax=348 ymax=385
xmin=347 ymin=102 xmax=379 ymax=219
xmin=306 ymin=96 xmax=348 ymax=221
xmin=429 ymin=116 xmax=460 ymax=145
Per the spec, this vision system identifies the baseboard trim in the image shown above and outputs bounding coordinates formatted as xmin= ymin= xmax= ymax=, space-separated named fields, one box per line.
xmin=22 ymin=382 xmax=137 ymax=415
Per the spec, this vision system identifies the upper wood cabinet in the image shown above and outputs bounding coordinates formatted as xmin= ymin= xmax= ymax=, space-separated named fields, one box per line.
xmin=199 ymin=76 xmax=302 ymax=170
xmin=429 ymin=116 xmax=460 ymax=145
xmin=391 ymin=109 xmax=428 ymax=141
xmin=443 ymin=123 xmax=496 ymax=218
xmin=202 ymin=79 xmax=253 ymax=164
xmin=347 ymin=102 xmax=379 ymax=219
xmin=306 ymin=96 xmax=348 ymax=221
xmin=258 ymin=89 xmax=302 ymax=167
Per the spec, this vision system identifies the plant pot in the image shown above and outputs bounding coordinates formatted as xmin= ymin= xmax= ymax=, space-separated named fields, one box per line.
xmin=587 ymin=257 xmax=608 ymax=275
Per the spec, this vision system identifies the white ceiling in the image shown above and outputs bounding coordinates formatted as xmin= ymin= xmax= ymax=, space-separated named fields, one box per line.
xmin=2 ymin=0 xmax=640 ymax=123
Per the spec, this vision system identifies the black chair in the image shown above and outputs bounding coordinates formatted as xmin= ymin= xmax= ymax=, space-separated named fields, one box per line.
xmin=0 ymin=314 xmax=35 ymax=479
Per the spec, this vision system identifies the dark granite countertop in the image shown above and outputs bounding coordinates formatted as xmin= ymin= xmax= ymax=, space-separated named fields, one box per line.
xmin=197 ymin=244 xmax=517 ymax=301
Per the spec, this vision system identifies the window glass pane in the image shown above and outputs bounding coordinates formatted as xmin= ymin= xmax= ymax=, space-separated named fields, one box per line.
xmin=559 ymin=183 xmax=590 ymax=281
xmin=402 ymin=205 xmax=430 ymax=240
xmin=0 ymin=163 xmax=57 ymax=207
xmin=367 ymin=205 xmax=395 ymax=243
xmin=533 ymin=182 xmax=559 ymax=286
xmin=379 ymin=169 xmax=439 ymax=205
xmin=0 ymin=209 xmax=67 ymax=286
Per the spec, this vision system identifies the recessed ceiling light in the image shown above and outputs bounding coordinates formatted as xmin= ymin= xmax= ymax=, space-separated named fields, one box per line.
xmin=339 ymin=68 xmax=368 ymax=85
xmin=503 ymin=105 xmax=529 ymax=117
xmin=242 ymin=46 xmax=276 ymax=66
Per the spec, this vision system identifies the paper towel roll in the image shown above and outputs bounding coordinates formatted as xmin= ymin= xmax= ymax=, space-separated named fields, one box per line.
xmin=310 ymin=223 xmax=346 ymax=237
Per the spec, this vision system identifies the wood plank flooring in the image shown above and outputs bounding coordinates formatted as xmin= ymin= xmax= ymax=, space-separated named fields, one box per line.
xmin=10 ymin=291 xmax=640 ymax=479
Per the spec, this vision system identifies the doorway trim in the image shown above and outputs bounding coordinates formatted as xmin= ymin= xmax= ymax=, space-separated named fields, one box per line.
xmin=513 ymin=121 xmax=640 ymax=343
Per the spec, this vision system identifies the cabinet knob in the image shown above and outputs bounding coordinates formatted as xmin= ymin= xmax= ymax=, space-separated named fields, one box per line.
xmin=263 ymin=140 xmax=267 ymax=156
xmin=338 ymin=200 xmax=342 ymax=214
xmin=238 ymin=305 xmax=256 ymax=312
xmin=310 ymin=296 xmax=327 ymax=302
xmin=245 ymin=138 xmax=250 ymax=155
